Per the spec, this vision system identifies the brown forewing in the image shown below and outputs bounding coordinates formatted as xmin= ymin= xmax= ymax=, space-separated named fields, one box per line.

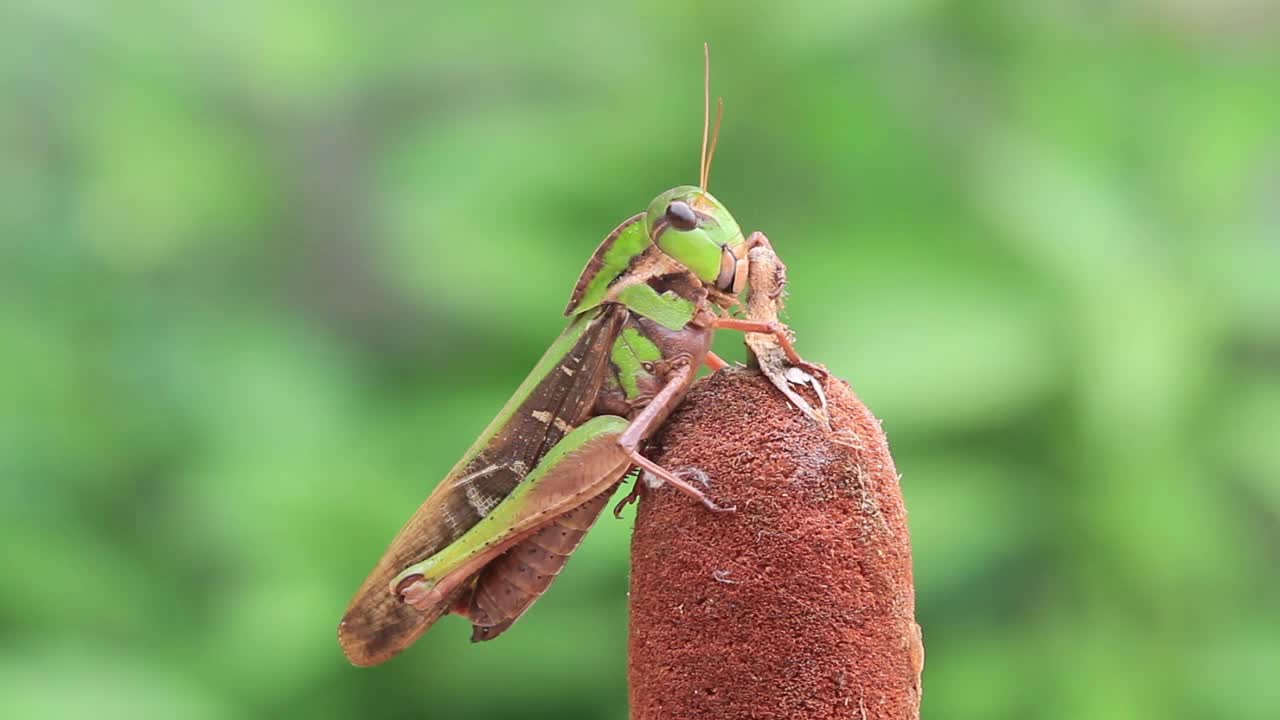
xmin=339 ymin=304 xmax=627 ymax=666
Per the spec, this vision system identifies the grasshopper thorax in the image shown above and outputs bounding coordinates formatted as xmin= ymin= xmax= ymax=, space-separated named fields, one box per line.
xmin=645 ymin=185 xmax=745 ymax=293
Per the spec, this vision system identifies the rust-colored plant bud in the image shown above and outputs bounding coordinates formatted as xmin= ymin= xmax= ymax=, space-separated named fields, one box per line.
xmin=629 ymin=368 xmax=922 ymax=719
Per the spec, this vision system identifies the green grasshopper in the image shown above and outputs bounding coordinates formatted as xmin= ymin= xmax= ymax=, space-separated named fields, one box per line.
xmin=338 ymin=51 xmax=810 ymax=667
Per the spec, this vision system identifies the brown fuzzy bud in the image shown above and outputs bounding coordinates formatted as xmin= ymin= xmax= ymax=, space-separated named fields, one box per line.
xmin=629 ymin=368 xmax=922 ymax=720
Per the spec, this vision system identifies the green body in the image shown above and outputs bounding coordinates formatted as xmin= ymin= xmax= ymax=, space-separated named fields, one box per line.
xmin=339 ymin=186 xmax=747 ymax=666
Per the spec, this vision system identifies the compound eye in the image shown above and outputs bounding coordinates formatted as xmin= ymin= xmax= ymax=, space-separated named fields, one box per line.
xmin=664 ymin=200 xmax=699 ymax=231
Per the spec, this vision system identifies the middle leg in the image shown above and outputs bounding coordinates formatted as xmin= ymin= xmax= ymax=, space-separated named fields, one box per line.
xmin=613 ymin=362 xmax=734 ymax=515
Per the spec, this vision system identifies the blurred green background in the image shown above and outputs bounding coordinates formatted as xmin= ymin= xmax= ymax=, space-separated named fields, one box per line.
xmin=4 ymin=1 xmax=1278 ymax=718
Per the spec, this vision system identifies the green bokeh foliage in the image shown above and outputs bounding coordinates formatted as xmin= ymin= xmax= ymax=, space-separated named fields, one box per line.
xmin=3 ymin=2 xmax=1278 ymax=718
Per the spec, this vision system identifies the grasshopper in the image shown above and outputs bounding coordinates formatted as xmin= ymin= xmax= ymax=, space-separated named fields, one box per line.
xmin=338 ymin=49 xmax=812 ymax=666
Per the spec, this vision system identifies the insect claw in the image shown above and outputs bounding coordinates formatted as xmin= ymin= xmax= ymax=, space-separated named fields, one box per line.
xmin=613 ymin=481 xmax=645 ymax=518
xmin=612 ymin=495 xmax=632 ymax=519
xmin=627 ymin=450 xmax=732 ymax=515
xmin=676 ymin=467 xmax=711 ymax=488
xmin=705 ymin=499 xmax=736 ymax=513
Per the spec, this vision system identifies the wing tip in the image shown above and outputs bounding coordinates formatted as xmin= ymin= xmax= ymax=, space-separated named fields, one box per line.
xmin=337 ymin=614 xmax=391 ymax=667
xmin=337 ymin=594 xmax=449 ymax=668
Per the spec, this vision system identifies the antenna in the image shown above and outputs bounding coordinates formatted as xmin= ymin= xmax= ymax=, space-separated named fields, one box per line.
xmin=705 ymin=98 xmax=724 ymax=192
xmin=699 ymin=43 xmax=724 ymax=193
xmin=699 ymin=43 xmax=711 ymax=190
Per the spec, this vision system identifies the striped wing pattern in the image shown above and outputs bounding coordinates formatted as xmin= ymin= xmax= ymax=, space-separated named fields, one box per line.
xmin=339 ymin=305 xmax=626 ymax=665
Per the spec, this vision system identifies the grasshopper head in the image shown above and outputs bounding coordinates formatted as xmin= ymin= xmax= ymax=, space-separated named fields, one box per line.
xmin=645 ymin=185 xmax=747 ymax=294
